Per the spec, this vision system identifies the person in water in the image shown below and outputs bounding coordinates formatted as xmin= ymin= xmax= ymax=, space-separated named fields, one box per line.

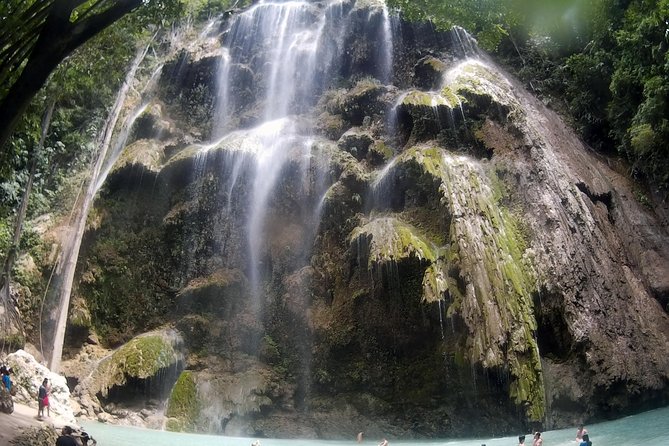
xmin=576 ymin=425 xmax=588 ymax=441
xmin=579 ymin=433 xmax=592 ymax=446
xmin=357 ymin=432 xmax=364 ymax=443
xmin=518 ymin=434 xmax=526 ymax=445
xmin=378 ymin=438 xmax=388 ymax=446
xmin=55 ymin=426 xmax=77 ymax=446
xmin=533 ymin=432 xmax=543 ymax=446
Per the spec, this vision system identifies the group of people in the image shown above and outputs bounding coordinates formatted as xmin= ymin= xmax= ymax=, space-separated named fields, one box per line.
xmin=0 ymin=365 xmax=51 ymax=420
xmin=516 ymin=425 xmax=592 ymax=446
xmin=517 ymin=432 xmax=542 ymax=446
xmin=56 ymin=425 xmax=92 ymax=446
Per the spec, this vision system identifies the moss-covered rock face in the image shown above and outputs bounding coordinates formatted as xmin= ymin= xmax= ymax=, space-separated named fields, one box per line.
xmin=350 ymin=216 xmax=437 ymax=267
xmin=60 ymin=2 xmax=669 ymax=439
xmin=165 ymin=371 xmax=200 ymax=432
xmin=321 ymin=78 xmax=392 ymax=127
xmin=73 ymin=329 xmax=183 ymax=421
xmin=395 ymin=90 xmax=462 ymax=143
xmin=444 ymin=59 xmax=521 ymax=123
xmin=356 ymin=145 xmax=544 ymax=421
xmin=94 ymin=332 xmax=181 ymax=396
xmin=413 ymin=56 xmax=447 ymax=90
xmin=159 ymin=53 xmax=219 ymax=138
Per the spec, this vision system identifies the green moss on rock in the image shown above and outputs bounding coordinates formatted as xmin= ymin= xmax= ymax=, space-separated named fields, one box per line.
xmin=68 ymin=297 xmax=92 ymax=328
xmin=389 ymin=145 xmax=544 ymax=421
xmin=350 ymin=216 xmax=437 ymax=267
xmin=165 ymin=370 xmax=200 ymax=432
xmin=422 ymin=260 xmax=448 ymax=303
xmin=401 ymin=90 xmax=456 ymax=109
xmin=92 ymin=331 xmax=180 ymax=397
xmin=112 ymin=139 xmax=165 ymax=174
xmin=109 ymin=335 xmax=175 ymax=379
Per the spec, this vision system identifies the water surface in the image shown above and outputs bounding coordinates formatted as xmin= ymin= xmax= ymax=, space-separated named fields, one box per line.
xmin=81 ymin=405 xmax=669 ymax=446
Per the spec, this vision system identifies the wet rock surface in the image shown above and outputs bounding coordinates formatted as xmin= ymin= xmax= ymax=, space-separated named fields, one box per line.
xmin=53 ymin=0 xmax=669 ymax=439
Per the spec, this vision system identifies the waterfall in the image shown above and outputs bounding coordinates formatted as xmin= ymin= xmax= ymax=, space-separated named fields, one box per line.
xmin=379 ymin=4 xmax=394 ymax=83
xmin=45 ymin=43 xmax=152 ymax=372
xmin=212 ymin=49 xmax=232 ymax=138
xmin=206 ymin=0 xmax=399 ymax=313
xmin=95 ymin=63 xmax=164 ymax=191
xmin=177 ymin=0 xmax=397 ymax=425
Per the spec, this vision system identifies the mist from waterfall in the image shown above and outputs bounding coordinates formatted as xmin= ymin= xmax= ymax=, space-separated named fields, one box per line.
xmin=208 ymin=0 xmax=395 ymax=317
xmin=180 ymin=0 xmax=397 ymax=422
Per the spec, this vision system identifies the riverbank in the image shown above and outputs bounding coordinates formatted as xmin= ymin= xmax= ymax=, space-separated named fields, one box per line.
xmin=0 ymin=402 xmax=74 ymax=444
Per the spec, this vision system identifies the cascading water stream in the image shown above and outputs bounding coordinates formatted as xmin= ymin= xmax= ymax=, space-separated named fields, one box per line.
xmin=45 ymin=24 xmax=209 ymax=371
xmin=379 ymin=4 xmax=394 ymax=83
xmin=177 ymin=0 xmax=397 ymax=420
xmin=95 ymin=62 xmax=164 ymax=191
xmin=212 ymin=48 xmax=232 ymax=138
xmin=206 ymin=0 xmax=396 ymax=309
xmin=45 ymin=43 xmax=152 ymax=372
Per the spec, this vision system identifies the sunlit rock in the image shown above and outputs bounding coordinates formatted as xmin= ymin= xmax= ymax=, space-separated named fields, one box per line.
xmin=5 ymin=349 xmax=76 ymax=424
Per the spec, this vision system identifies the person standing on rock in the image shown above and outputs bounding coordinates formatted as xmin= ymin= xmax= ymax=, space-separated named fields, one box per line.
xmin=0 ymin=365 xmax=13 ymax=414
xmin=55 ymin=426 xmax=78 ymax=446
xmin=37 ymin=378 xmax=48 ymax=419
xmin=1 ymin=366 xmax=11 ymax=392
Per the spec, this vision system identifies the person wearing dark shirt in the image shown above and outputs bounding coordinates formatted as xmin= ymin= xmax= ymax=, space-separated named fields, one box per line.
xmin=38 ymin=378 xmax=48 ymax=419
xmin=55 ymin=426 xmax=78 ymax=446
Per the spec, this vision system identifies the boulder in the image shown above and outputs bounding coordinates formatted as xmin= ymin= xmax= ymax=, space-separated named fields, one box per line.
xmin=337 ymin=128 xmax=375 ymax=160
xmin=73 ymin=329 xmax=184 ymax=420
xmin=413 ymin=55 xmax=447 ymax=89
xmin=4 ymin=350 xmax=76 ymax=424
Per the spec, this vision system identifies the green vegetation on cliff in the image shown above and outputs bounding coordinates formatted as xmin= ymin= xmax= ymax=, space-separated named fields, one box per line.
xmin=351 ymin=216 xmax=437 ymax=267
xmin=389 ymin=0 xmax=669 ymax=194
xmin=166 ymin=371 xmax=200 ymax=432
xmin=92 ymin=332 xmax=179 ymax=397
xmin=394 ymin=145 xmax=545 ymax=421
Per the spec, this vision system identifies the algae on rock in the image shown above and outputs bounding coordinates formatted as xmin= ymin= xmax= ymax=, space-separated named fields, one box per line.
xmin=388 ymin=145 xmax=544 ymax=420
xmin=81 ymin=330 xmax=182 ymax=399
xmin=351 ymin=216 xmax=437 ymax=268
xmin=166 ymin=370 xmax=200 ymax=432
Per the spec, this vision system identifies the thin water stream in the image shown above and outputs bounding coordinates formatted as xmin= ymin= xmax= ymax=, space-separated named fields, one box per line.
xmin=80 ymin=405 xmax=669 ymax=446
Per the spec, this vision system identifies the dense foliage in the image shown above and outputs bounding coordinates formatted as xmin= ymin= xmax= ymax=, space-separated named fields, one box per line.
xmin=0 ymin=0 xmax=238 ymax=344
xmin=0 ymin=0 xmax=244 ymax=219
xmin=389 ymin=0 xmax=669 ymax=194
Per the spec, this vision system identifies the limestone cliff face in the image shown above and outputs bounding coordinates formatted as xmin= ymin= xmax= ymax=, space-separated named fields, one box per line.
xmin=62 ymin=0 xmax=669 ymax=439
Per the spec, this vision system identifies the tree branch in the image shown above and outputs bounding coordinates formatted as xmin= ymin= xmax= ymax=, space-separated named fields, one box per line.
xmin=67 ymin=0 xmax=143 ymax=54
xmin=0 ymin=0 xmax=143 ymax=152
xmin=0 ymin=1 xmax=52 ymax=45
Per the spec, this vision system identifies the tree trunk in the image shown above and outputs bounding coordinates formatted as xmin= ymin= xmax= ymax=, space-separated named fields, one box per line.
xmin=0 ymin=100 xmax=55 ymax=351
xmin=47 ymin=43 xmax=149 ymax=372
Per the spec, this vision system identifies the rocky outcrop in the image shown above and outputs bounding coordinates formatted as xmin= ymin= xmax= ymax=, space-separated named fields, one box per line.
xmin=4 ymin=350 xmax=76 ymax=424
xmin=72 ymin=329 xmax=183 ymax=425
